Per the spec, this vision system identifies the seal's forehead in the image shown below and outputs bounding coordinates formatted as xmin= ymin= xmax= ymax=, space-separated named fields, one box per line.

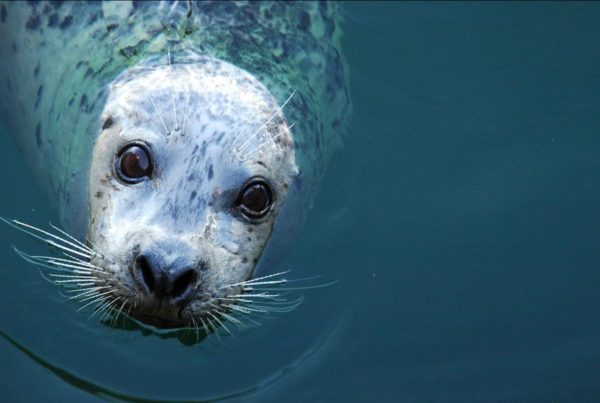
xmin=102 ymin=57 xmax=295 ymax=170
xmin=109 ymin=58 xmax=276 ymax=114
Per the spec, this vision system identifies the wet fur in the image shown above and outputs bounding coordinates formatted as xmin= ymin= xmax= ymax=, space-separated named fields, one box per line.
xmin=0 ymin=1 xmax=350 ymax=331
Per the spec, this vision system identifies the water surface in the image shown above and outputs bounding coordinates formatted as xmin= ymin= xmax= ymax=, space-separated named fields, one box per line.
xmin=1 ymin=3 xmax=600 ymax=401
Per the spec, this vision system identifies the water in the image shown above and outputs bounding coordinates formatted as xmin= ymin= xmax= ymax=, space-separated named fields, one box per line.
xmin=2 ymin=2 xmax=600 ymax=401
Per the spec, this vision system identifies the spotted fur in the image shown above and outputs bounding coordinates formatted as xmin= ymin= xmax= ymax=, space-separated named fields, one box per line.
xmin=0 ymin=1 xmax=350 ymax=328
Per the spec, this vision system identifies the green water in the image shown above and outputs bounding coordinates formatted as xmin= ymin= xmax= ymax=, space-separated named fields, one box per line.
xmin=1 ymin=2 xmax=600 ymax=401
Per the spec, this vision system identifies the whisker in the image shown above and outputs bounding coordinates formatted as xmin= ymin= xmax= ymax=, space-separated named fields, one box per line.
xmin=171 ymin=92 xmax=178 ymax=131
xmin=27 ymin=254 xmax=91 ymax=267
xmin=221 ymin=304 xmax=271 ymax=324
xmin=235 ymin=280 xmax=287 ymax=287
xmin=246 ymin=279 xmax=338 ymax=292
xmin=100 ymin=297 xmax=121 ymax=322
xmin=111 ymin=298 xmax=129 ymax=327
xmin=85 ymin=299 xmax=108 ymax=321
xmin=58 ymin=250 xmax=92 ymax=265
xmin=149 ymin=94 xmax=169 ymax=135
xmin=94 ymin=298 xmax=113 ymax=321
xmin=55 ymin=260 xmax=106 ymax=273
xmin=239 ymin=311 xmax=270 ymax=325
xmin=209 ymin=303 xmax=245 ymax=328
xmin=84 ymin=237 xmax=109 ymax=261
xmin=247 ymin=301 xmax=303 ymax=314
xmin=241 ymin=131 xmax=285 ymax=159
xmin=205 ymin=317 xmax=222 ymax=343
xmin=13 ymin=248 xmax=91 ymax=275
xmin=53 ymin=261 xmax=102 ymax=271
xmin=207 ymin=312 xmax=232 ymax=336
xmin=146 ymin=118 xmax=165 ymax=140
xmin=225 ymin=292 xmax=283 ymax=299
xmin=180 ymin=321 xmax=191 ymax=340
xmin=77 ymin=292 xmax=113 ymax=312
xmin=53 ymin=278 xmax=100 ymax=285
xmin=1 ymin=218 xmax=93 ymax=259
xmin=222 ymin=303 xmax=267 ymax=315
xmin=36 ymin=260 xmax=98 ymax=274
xmin=49 ymin=222 xmax=96 ymax=255
xmin=4 ymin=215 xmax=317 ymax=334
xmin=48 ymin=274 xmax=94 ymax=280
xmin=191 ymin=316 xmax=200 ymax=343
xmin=69 ymin=286 xmax=111 ymax=300
xmin=70 ymin=291 xmax=100 ymax=302
xmin=168 ymin=53 xmax=179 ymax=132
xmin=219 ymin=297 xmax=260 ymax=304
xmin=89 ymin=297 xmax=115 ymax=322
xmin=75 ymin=289 xmax=113 ymax=304
xmin=216 ymin=270 xmax=330 ymax=325
xmin=222 ymin=270 xmax=290 ymax=289
xmin=64 ymin=285 xmax=110 ymax=294
xmin=228 ymin=311 xmax=264 ymax=327
xmin=181 ymin=85 xmax=190 ymax=134
xmin=234 ymin=293 xmax=303 ymax=307
xmin=240 ymin=297 xmax=302 ymax=307
xmin=235 ymin=89 xmax=296 ymax=154
xmin=36 ymin=267 xmax=55 ymax=284
xmin=199 ymin=317 xmax=210 ymax=336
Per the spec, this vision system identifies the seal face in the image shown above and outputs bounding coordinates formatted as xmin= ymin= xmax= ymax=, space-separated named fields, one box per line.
xmin=0 ymin=1 xmax=351 ymax=331
xmin=88 ymin=57 xmax=297 ymax=328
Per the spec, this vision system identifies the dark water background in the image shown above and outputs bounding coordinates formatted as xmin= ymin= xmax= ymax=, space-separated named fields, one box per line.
xmin=1 ymin=2 xmax=600 ymax=401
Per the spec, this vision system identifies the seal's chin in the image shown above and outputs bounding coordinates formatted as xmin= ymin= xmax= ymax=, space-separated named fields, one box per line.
xmin=126 ymin=296 xmax=198 ymax=329
xmin=130 ymin=311 xmax=189 ymax=329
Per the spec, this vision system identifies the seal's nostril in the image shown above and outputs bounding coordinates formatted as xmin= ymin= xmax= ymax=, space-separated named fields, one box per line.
xmin=137 ymin=255 xmax=155 ymax=293
xmin=172 ymin=269 xmax=196 ymax=298
xmin=133 ymin=252 xmax=196 ymax=300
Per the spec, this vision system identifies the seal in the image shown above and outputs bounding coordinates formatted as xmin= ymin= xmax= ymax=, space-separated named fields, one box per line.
xmin=0 ymin=1 xmax=351 ymax=330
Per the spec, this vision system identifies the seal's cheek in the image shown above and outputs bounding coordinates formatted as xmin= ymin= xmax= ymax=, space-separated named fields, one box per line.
xmin=87 ymin=184 xmax=115 ymax=247
xmin=201 ymin=244 xmax=252 ymax=289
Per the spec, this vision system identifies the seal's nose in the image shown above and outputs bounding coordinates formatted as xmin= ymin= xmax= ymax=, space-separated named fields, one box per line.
xmin=133 ymin=253 xmax=197 ymax=301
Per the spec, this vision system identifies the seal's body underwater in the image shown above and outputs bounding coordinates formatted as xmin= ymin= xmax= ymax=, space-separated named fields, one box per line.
xmin=0 ymin=1 xmax=350 ymax=329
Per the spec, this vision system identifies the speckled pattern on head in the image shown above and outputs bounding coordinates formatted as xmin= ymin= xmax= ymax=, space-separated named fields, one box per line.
xmin=0 ymin=1 xmax=351 ymax=328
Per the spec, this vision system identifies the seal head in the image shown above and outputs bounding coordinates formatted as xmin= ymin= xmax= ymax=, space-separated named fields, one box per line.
xmin=88 ymin=56 xmax=297 ymax=328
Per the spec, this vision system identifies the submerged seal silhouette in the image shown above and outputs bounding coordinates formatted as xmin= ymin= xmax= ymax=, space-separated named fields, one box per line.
xmin=0 ymin=1 xmax=350 ymax=330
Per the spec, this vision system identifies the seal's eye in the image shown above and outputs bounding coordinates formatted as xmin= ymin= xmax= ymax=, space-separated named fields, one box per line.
xmin=237 ymin=180 xmax=272 ymax=219
xmin=116 ymin=143 xmax=153 ymax=184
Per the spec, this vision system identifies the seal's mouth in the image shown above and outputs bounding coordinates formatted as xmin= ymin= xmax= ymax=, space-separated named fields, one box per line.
xmin=125 ymin=297 xmax=193 ymax=329
xmin=2 ymin=216 xmax=310 ymax=336
xmin=129 ymin=311 xmax=189 ymax=329
xmin=123 ymin=283 xmax=215 ymax=330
